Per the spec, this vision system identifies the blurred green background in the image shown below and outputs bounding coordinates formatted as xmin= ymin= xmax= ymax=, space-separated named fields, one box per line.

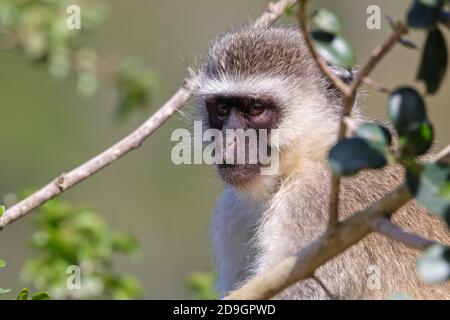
xmin=0 ymin=0 xmax=449 ymax=299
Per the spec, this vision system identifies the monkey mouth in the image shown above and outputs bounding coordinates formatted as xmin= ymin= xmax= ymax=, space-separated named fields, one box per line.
xmin=217 ymin=163 xmax=263 ymax=186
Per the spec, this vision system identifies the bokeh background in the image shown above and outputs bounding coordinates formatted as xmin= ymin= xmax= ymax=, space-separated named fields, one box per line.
xmin=0 ymin=0 xmax=449 ymax=299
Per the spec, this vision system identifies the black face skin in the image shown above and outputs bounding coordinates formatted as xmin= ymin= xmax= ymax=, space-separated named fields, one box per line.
xmin=205 ymin=95 xmax=279 ymax=186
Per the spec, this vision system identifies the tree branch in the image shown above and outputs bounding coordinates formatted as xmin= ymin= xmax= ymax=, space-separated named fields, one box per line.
xmin=297 ymin=0 xmax=350 ymax=96
xmin=371 ymin=218 xmax=435 ymax=250
xmin=0 ymin=81 xmax=193 ymax=229
xmin=297 ymin=0 xmax=407 ymax=228
xmin=224 ymin=145 xmax=450 ymax=300
xmin=0 ymin=0 xmax=296 ymax=230
xmin=343 ymin=116 xmax=358 ymax=137
xmin=255 ymin=0 xmax=299 ymax=28
xmin=363 ymin=77 xmax=391 ymax=94
xmin=349 ymin=23 xmax=407 ymax=93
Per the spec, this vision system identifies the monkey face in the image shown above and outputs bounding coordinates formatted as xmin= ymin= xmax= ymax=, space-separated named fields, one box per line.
xmin=205 ymin=95 xmax=280 ymax=187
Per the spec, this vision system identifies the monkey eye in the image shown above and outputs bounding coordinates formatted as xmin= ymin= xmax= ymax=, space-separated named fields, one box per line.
xmin=216 ymin=103 xmax=230 ymax=118
xmin=248 ymin=101 xmax=266 ymax=117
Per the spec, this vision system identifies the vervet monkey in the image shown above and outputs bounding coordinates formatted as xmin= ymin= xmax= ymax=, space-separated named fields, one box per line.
xmin=193 ymin=25 xmax=450 ymax=299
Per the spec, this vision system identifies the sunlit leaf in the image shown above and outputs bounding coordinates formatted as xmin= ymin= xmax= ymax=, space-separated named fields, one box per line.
xmin=312 ymin=33 xmax=355 ymax=68
xmin=17 ymin=288 xmax=29 ymax=300
xmin=311 ymin=8 xmax=342 ymax=34
xmin=417 ymin=244 xmax=450 ymax=283
xmin=355 ymin=123 xmax=392 ymax=154
xmin=407 ymin=162 xmax=450 ymax=225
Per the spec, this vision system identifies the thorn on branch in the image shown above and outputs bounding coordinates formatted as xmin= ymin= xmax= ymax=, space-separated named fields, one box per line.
xmin=56 ymin=174 xmax=67 ymax=191
xmin=363 ymin=77 xmax=391 ymax=94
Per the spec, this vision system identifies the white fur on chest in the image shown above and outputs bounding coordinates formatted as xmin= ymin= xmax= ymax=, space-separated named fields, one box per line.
xmin=211 ymin=166 xmax=329 ymax=296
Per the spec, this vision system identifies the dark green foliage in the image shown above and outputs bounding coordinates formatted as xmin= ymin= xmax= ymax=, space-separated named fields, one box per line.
xmin=388 ymin=87 xmax=428 ymax=135
xmin=398 ymin=120 xmax=434 ymax=156
xmin=388 ymin=87 xmax=434 ymax=156
xmin=328 ymin=138 xmax=387 ymax=176
xmin=355 ymin=123 xmax=393 ymax=154
xmin=417 ymin=27 xmax=448 ymax=94
xmin=407 ymin=0 xmax=444 ymax=29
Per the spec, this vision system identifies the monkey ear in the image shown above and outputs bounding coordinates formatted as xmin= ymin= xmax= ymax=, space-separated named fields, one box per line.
xmin=325 ymin=65 xmax=355 ymax=90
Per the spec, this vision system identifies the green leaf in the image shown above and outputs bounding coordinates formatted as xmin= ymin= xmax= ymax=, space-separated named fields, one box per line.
xmin=31 ymin=291 xmax=50 ymax=300
xmin=407 ymin=0 xmax=445 ymax=29
xmin=312 ymin=33 xmax=355 ymax=68
xmin=112 ymin=233 xmax=140 ymax=256
xmin=407 ymin=162 xmax=450 ymax=225
xmin=417 ymin=244 xmax=450 ymax=284
xmin=355 ymin=123 xmax=392 ymax=154
xmin=311 ymin=9 xmax=342 ymax=34
xmin=328 ymin=138 xmax=387 ymax=176
xmin=398 ymin=120 xmax=434 ymax=156
xmin=388 ymin=87 xmax=428 ymax=136
xmin=0 ymin=259 xmax=5 ymax=268
xmin=17 ymin=288 xmax=29 ymax=300
xmin=0 ymin=288 xmax=11 ymax=294
xmin=186 ymin=272 xmax=218 ymax=300
xmin=115 ymin=59 xmax=155 ymax=117
xmin=0 ymin=205 xmax=4 ymax=217
xmin=417 ymin=27 xmax=448 ymax=94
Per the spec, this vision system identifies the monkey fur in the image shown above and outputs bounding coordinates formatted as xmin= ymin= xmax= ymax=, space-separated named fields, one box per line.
xmin=193 ymin=25 xmax=450 ymax=299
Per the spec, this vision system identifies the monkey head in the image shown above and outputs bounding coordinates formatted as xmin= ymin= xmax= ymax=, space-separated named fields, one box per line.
xmin=194 ymin=25 xmax=356 ymax=198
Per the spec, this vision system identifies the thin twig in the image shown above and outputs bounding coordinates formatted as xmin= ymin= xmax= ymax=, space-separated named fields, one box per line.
xmin=363 ymin=77 xmax=391 ymax=94
xmin=349 ymin=23 xmax=408 ymax=93
xmin=255 ymin=0 xmax=299 ymax=28
xmin=371 ymin=218 xmax=435 ymax=250
xmin=0 ymin=0 xmax=296 ymax=229
xmin=0 ymin=81 xmax=193 ymax=229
